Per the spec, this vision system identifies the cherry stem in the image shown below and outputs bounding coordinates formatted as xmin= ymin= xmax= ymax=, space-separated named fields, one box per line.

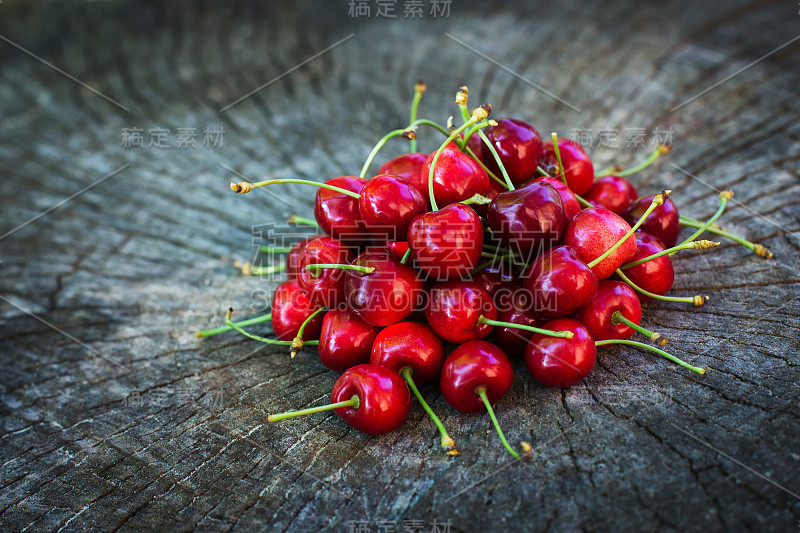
xmin=287 ymin=214 xmax=319 ymax=227
xmin=615 ymin=268 xmax=708 ymax=306
xmin=224 ymin=309 xmax=319 ymax=346
xmin=259 ymin=245 xmax=294 ymax=254
xmin=464 ymin=145 xmax=510 ymax=190
xmin=551 ymin=133 xmax=568 ymax=186
xmin=409 ymin=80 xmax=426 ymax=152
xmin=675 ymin=191 xmax=732 ymax=251
xmin=268 ymin=395 xmax=359 ymax=423
xmin=574 ymin=193 xmax=594 ymax=209
xmin=536 ymin=166 xmax=551 ymax=177
xmin=231 ymin=179 xmax=361 ymax=199
xmin=360 ymin=118 xmax=451 ymax=179
xmin=620 ymin=241 xmax=720 ymax=269
xmin=460 ymin=193 xmax=492 ymax=206
xmin=476 ymin=386 xmax=519 ymax=459
xmin=611 ymin=311 xmax=668 ymax=346
xmin=588 ymin=190 xmax=671 ymax=269
xmin=304 ymin=264 xmax=375 ymax=277
xmin=428 ymin=104 xmax=492 ymax=211
xmin=595 ymin=339 xmax=705 ymax=375
xmin=399 ymin=368 xmax=459 ymax=455
xmin=235 ymin=261 xmax=286 ymax=276
xmin=678 ymin=216 xmax=773 ymax=258
xmin=290 ymin=307 xmax=327 ymax=358
xmin=478 ymin=316 xmax=574 ymax=339
xmin=596 ymin=145 xmax=670 ymax=178
xmin=196 ymin=312 xmax=271 ymax=338
xmin=458 ymin=102 xmax=515 ymax=191
xmin=400 ymin=248 xmax=412 ymax=264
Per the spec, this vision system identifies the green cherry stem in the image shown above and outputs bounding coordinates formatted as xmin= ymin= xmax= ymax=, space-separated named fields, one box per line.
xmin=595 ymin=339 xmax=705 ymax=374
xmin=231 ymin=179 xmax=360 ymax=198
xmin=235 ymin=261 xmax=286 ymax=276
xmin=428 ymin=104 xmax=491 ymax=211
xmin=678 ymin=216 xmax=773 ymax=258
xmin=268 ymin=395 xmax=359 ymax=423
xmin=259 ymin=245 xmax=294 ymax=254
xmin=621 ymin=240 xmax=720 ymax=269
xmin=596 ymin=145 xmax=671 ymax=178
xmin=551 ymin=132 xmax=568 ymax=186
xmin=304 ymin=264 xmax=375 ymax=277
xmin=290 ymin=307 xmax=327 ymax=358
xmin=587 ymin=190 xmax=672 ymax=269
xmin=359 ymin=127 xmax=417 ymax=178
xmin=476 ymin=386 xmax=519 ymax=459
xmin=408 ymin=80 xmax=426 ymax=152
xmin=536 ymin=166 xmax=552 ymax=177
xmin=675 ymin=191 xmax=732 ymax=251
xmin=611 ymin=311 xmax=667 ymax=346
xmin=400 ymin=248 xmax=412 ymax=264
xmin=400 ymin=368 xmax=459 ymax=455
xmin=196 ymin=312 xmax=272 ymax=338
xmin=464 ymin=145 xmax=510 ymax=190
xmin=287 ymin=214 xmax=319 ymax=227
xmin=478 ymin=316 xmax=574 ymax=339
xmin=457 ymin=98 xmax=515 ymax=191
xmin=615 ymin=268 xmax=709 ymax=306
xmin=224 ymin=309 xmax=319 ymax=346
xmin=461 ymin=193 xmax=492 ymax=206
xmin=574 ymin=193 xmax=594 ymax=209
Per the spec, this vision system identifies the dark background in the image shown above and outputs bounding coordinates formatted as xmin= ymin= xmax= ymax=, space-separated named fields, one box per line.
xmin=0 ymin=1 xmax=798 ymax=531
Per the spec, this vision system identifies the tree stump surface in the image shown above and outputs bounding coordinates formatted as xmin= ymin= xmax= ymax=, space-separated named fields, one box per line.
xmin=1 ymin=1 xmax=798 ymax=531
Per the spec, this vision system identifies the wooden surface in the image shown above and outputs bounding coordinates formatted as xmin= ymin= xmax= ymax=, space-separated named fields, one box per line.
xmin=1 ymin=1 xmax=799 ymax=531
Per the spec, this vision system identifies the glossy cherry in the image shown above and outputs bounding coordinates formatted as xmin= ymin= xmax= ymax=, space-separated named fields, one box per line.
xmin=268 ymin=364 xmax=411 ymax=435
xmin=407 ymin=203 xmax=484 ymax=281
xmin=575 ymin=280 xmax=642 ymax=341
xmin=487 ymin=180 xmax=567 ymax=259
xmin=583 ymin=175 xmax=638 ymax=215
xmin=270 ymin=279 xmax=324 ymax=341
xmin=472 ymin=263 xmax=519 ymax=301
xmin=563 ymin=207 xmax=637 ymax=280
xmin=371 ymin=321 xmax=445 ymax=386
xmin=532 ymin=176 xmax=581 ymax=219
xmin=286 ymin=234 xmax=324 ymax=280
xmin=426 ymin=280 xmax=496 ymax=344
xmin=475 ymin=118 xmax=544 ymax=186
xmin=314 ymin=176 xmax=370 ymax=242
xmin=523 ymin=245 xmax=599 ymax=319
xmin=540 ymin=139 xmax=594 ymax=195
xmin=493 ymin=286 xmax=545 ymax=358
xmin=359 ymin=174 xmax=427 ymax=241
xmin=420 ymin=145 xmax=489 ymax=207
xmin=318 ymin=309 xmax=382 ymax=372
xmin=344 ymin=247 xmax=425 ymax=327
xmin=617 ymin=232 xmax=674 ymax=302
xmin=524 ymin=318 xmax=596 ymax=387
xmin=381 ymin=240 xmax=410 ymax=262
xmin=624 ymin=195 xmax=680 ymax=248
xmin=377 ymin=152 xmax=428 ymax=195
xmin=296 ymin=236 xmax=354 ymax=308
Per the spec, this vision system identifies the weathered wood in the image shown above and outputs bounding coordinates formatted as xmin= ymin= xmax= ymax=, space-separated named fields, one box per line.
xmin=1 ymin=1 xmax=798 ymax=531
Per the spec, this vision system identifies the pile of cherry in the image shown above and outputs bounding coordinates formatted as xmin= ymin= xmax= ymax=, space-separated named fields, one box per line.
xmin=197 ymin=84 xmax=772 ymax=458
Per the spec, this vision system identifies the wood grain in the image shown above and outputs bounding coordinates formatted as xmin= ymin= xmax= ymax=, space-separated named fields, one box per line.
xmin=0 ymin=1 xmax=798 ymax=531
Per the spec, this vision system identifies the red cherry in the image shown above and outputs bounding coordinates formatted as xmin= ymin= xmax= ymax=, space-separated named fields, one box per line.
xmin=472 ymin=263 xmax=519 ymax=301
xmin=523 ymin=245 xmax=599 ymax=319
xmin=314 ymin=176 xmax=370 ymax=242
xmin=524 ymin=318 xmax=596 ymax=387
xmin=270 ymin=280 xmax=324 ymax=341
xmin=475 ymin=118 xmax=544 ymax=186
xmin=377 ymin=152 xmax=427 ymax=194
xmin=440 ymin=340 xmax=513 ymax=413
xmin=330 ymin=364 xmax=411 ymax=434
xmin=286 ymin=234 xmax=324 ymax=280
xmin=540 ymin=139 xmax=594 ymax=195
xmin=381 ymin=240 xmax=410 ymax=262
xmin=407 ymin=203 xmax=484 ymax=281
xmin=624 ymin=195 xmax=680 ymax=248
xmin=420 ymin=147 xmax=489 ymax=207
xmin=318 ymin=309 xmax=381 ymax=372
xmin=617 ymin=232 xmax=674 ymax=302
xmin=296 ymin=236 xmax=354 ymax=308
xmin=487 ymin=180 xmax=567 ymax=259
xmin=358 ymin=174 xmax=428 ymax=241
xmin=370 ymin=322 xmax=445 ymax=386
xmin=344 ymin=247 xmax=425 ymax=327
xmin=493 ymin=286 xmax=545 ymax=358
xmin=532 ymin=176 xmax=581 ymax=219
xmin=575 ymin=280 xmax=642 ymax=341
xmin=583 ymin=175 xmax=638 ymax=215
xmin=563 ymin=207 xmax=637 ymax=280
xmin=426 ymin=280 xmax=496 ymax=344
